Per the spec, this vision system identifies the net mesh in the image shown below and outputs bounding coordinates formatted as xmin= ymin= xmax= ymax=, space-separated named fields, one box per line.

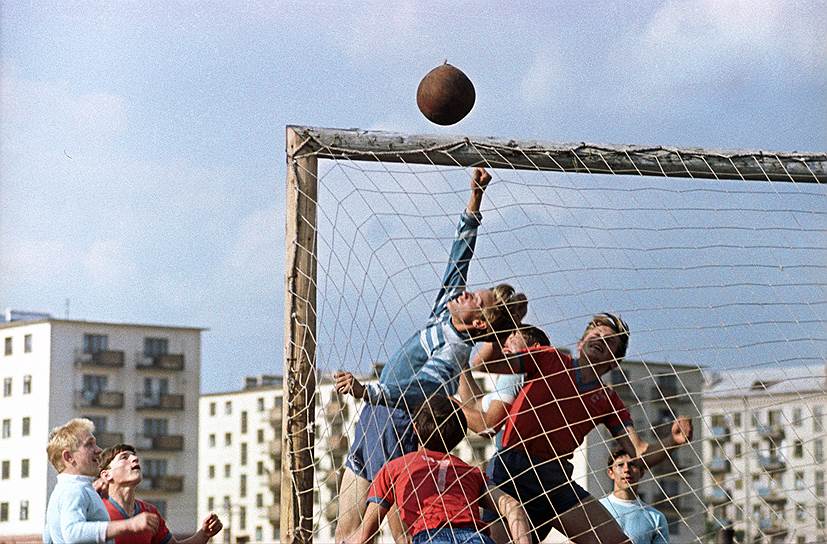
xmin=283 ymin=128 xmax=826 ymax=544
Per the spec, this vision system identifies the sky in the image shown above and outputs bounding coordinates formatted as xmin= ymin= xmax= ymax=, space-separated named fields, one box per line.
xmin=1 ymin=1 xmax=825 ymax=393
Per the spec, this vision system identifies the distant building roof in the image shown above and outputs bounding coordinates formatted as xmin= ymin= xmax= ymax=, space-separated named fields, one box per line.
xmin=0 ymin=309 xmax=206 ymax=331
xmin=703 ymin=364 xmax=825 ymax=398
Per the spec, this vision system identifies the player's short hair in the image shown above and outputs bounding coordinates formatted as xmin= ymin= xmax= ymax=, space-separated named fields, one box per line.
xmin=514 ymin=324 xmax=551 ymax=348
xmin=47 ymin=418 xmax=95 ymax=473
xmin=99 ymin=444 xmax=137 ymax=474
xmin=582 ymin=313 xmax=630 ymax=359
xmin=414 ymin=394 xmax=467 ymax=453
xmin=478 ymin=283 xmax=528 ymax=341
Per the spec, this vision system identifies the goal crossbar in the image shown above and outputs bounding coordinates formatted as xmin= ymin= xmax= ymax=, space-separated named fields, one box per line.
xmin=288 ymin=125 xmax=827 ymax=183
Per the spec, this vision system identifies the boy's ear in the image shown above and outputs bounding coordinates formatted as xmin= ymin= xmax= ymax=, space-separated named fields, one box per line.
xmin=100 ymin=468 xmax=112 ymax=483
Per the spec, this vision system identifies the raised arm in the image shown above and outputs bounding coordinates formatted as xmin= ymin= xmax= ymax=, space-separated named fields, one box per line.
xmin=173 ymin=513 xmax=223 ymax=544
xmin=614 ymin=417 xmax=693 ymax=469
xmin=459 ymin=370 xmax=519 ymax=435
xmin=470 ymin=342 xmax=524 ymax=374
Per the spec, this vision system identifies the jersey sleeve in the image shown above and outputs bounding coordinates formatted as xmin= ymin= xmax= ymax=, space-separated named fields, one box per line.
xmin=653 ymin=510 xmax=670 ymax=544
xmin=482 ymin=373 xmax=524 ymax=410
xmin=58 ymin=490 xmax=109 ymax=544
xmin=603 ymin=388 xmax=633 ymax=436
xmin=366 ymin=462 xmax=396 ymax=511
xmin=431 ymin=211 xmax=482 ymax=318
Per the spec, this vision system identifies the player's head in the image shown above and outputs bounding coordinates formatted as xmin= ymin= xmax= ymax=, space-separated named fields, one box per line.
xmin=606 ymin=446 xmax=643 ymax=492
xmin=503 ymin=324 xmax=551 ymax=354
xmin=448 ymin=284 xmax=527 ymax=340
xmin=99 ymin=444 xmax=142 ymax=487
xmin=47 ymin=418 xmax=102 ymax=475
xmin=578 ymin=313 xmax=630 ymax=369
xmin=413 ymin=394 xmax=468 ymax=453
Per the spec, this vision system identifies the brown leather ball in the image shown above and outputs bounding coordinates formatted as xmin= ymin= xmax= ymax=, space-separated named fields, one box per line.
xmin=416 ymin=63 xmax=475 ymax=126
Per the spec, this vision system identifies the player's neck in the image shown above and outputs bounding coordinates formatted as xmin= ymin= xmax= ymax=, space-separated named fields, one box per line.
xmin=613 ymin=487 xmax=637 ymax=501
xmin=109 ymin=484 xmax=137 ymax=514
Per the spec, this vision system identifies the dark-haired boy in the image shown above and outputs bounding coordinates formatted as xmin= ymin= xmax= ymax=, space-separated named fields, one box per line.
xmin=599 ymin=448 xmax=668 ymax=544
xmin=472 ymin=314 xmax=693 ymax=544
xmin=98 ymin=444 xmax=222 ymax=544
xmin=343 ymin=394 xmax=530 ymax=544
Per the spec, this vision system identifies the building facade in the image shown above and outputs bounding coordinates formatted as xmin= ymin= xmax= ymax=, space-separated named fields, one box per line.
xmin=702 ymin=365 xmax=827 ymax=544
xmin=199 ymin=359 xmax=703 ymax=543
xmin=0 ymin=313 xmax=202 ymax=541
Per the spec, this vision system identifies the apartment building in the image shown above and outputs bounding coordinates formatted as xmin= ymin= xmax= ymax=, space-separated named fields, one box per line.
xmin=200 ymin=359 xmax=703 ymax=543
xmin=702 ymin=365 xmax=827 ymax=544
xmin=0 ymin=311 xmax=202 ymax=541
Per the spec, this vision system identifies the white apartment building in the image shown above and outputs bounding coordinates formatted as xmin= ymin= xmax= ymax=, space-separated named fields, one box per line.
xmin=0 ymin=311 xmax=203 ymax=541
xmin=200 ymin=359 xmax=703 ymax=544
xmin=702 ymin=365 xmax=827 ymax=544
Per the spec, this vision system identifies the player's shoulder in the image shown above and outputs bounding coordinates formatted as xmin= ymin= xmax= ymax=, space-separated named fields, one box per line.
xmin=137 ymin=498 xmax=163 ymax=516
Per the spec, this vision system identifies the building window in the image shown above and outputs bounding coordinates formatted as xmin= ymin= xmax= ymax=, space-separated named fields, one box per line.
xmin=143 ymin=418 xmax=168 ymax=437
xmin=82 ymin=334 xmax=108 ymax=354
xmin=734 ymin=443 xmax=742 ymax=458
xmin=143 ymin=337 xmax=169 ymax=357
xmin=22 ymin=375 xmax=31 ymax=394
xmin=240 ymin=443 xmax=248 ymax=466
xmin=208 ymin=465 xmax=215 ymax=479
xmin=223 ymin=496 xmax=230 ymax=513
xmin=257 ymin=461 xmax=264 ymax=476
xmin=4 ymin=337 xmax=11 ymax=356
xmin=209 ymin=402 xmax=216 ymax=416
xmin=224 ymin=401 xmax=232 ymax=415
xmin=256 ymin=493 xmax=263 ymax=508
xmin=257 ymin=429 xmax=264 ymax=444
xmin=19 ymin=500 xmax=28 ymax=521
xmin=207 ymin=497 xmax=214 ymax=511
xmin=795 ymin=471 xmax=806 ymax=490
xmin=733 ymin=413 xmax=741 ymax=427
xmin=793 ymin=407 xmax=802 ymax=426
xmin=818 ymin=504 xmax=826 ymax=528
xmin=240 ymin=474 xmax=247 ymax=497
xmin=153 ymin=500 xmax=167 ymax=518
xmin=797 ymin=503 xmax=807 ymax=521
xmin=815 ymin=405 xmax=824 ymax=433
xmin=241 ymin=411 xmax=248 ymax=434
xmin=21 ymin=417 xmax=30 ymax=436
xmin=239 ymin=506 xmax=247 ymax=530
xmin=0 ymin=502 xmax=8 ymax=522
xmin=257 ymin=397 xmax=265 ymax=412
xmin=23 ymin=334 xmax=32 ymax=353
xmin=735 ymin=478 xmax=743 ymax=490
xmin=1 ymin=461 xmax=9 ymax=479
xmin=208 ymin=434 xmax=216 ymax=447
xmin=255 ymin=526 xmax=263 ymax=541
xmin=2 ymin=419 xmax=10 ymax=439
xmin=816 ymin=471 xmax=825 ymax=496
xmin=224 ymin=464 xmax=231 ymax=478
xmin=816 ymin=440 xmax=824 ymax=463
xmin=2 ymin=378 xmax=10 ymax=397
xmin=21 ymin=459 xmax=29 ymax=478
xmin=144 ymin=459 xmax=168 ymax=478
xmin=224 ymin=433 xmax=232 ymax=446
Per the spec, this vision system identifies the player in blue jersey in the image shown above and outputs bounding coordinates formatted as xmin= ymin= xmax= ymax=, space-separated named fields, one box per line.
xmin=333 ymin=167 xmax=528 ymax=543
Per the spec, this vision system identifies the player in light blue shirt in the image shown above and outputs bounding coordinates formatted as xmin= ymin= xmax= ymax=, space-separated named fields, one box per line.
xmin=44 ymin=418 xmax=157 ymax=544
xmin=599 ymin=447 xmax=669 ymax=544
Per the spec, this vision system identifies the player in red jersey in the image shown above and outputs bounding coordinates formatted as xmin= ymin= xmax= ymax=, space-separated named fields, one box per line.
xmin=471 ymin=314 xmax=693 ymax=544
xmin=342 ymin=394 xmax=531 ymax=544
xmin=98 ymin=444 xmax=223 ymax=544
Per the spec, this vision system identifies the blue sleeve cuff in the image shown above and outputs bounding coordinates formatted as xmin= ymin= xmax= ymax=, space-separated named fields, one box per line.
xmin=366 ymin=497 xmax=392 ymax=510
xmin=460 ymin=210 xmax=482 ymax=227
xmin=365 ymin=383 xmax=386 ymax=404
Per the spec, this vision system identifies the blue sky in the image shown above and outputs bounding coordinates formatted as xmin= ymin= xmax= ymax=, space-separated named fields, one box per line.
xmin=2 ymin=1 xmax=825 ymax=392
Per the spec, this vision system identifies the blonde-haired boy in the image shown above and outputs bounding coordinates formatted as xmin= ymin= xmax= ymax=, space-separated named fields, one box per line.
xmin=44 ymin=418 xmax=158 ymax=544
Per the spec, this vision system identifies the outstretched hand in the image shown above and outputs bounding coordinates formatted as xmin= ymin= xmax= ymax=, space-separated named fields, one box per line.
xmin=671 ymin=416 xmax=693 ymax=445
xmin=334 ymin=371 xmax=366 ymax=399
xmin=200 ymin=512 xmax=223 ymax=538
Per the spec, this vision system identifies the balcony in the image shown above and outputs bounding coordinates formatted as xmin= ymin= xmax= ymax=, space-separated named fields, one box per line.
xmin=135 ymin=393 xmax=184 ymax=410
xmin=137 ymin=353 xmax=184 ymax=371
xmin=75 ymin=390 xmax=125 ymax=409
xmin=269 ymin=406 xmax=283 ymax=425
xmin=705 ymin=487 xmax=730 ymax=506
xmin=757 ymin=485 xmax=787 ymax=505
xmin=709 ymin=425 xmax=731 ymax=442
xmin=758 ymin=454 xmax=787 ymax=473
xmin=268 ymin=439 xmax=283 ymax=458
xmin=137 ymin=434 xmax=185 ymax=451
xmin=96 ymin=431 xmax=124 ymax=448
xmin=757 ymin=424 xmax=785 ymax=442
xmin=709 ymin=457 xmax=731 ymax=474
xmin=76 ymin=350 xmax=125 ymax=368
xmin=267 ymin=504 xmax=281 ymax=523
xmin=758 ymin=518 xmax=787 ymax=536
xmin=144 ymin=475 xmax=184 ymax=492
